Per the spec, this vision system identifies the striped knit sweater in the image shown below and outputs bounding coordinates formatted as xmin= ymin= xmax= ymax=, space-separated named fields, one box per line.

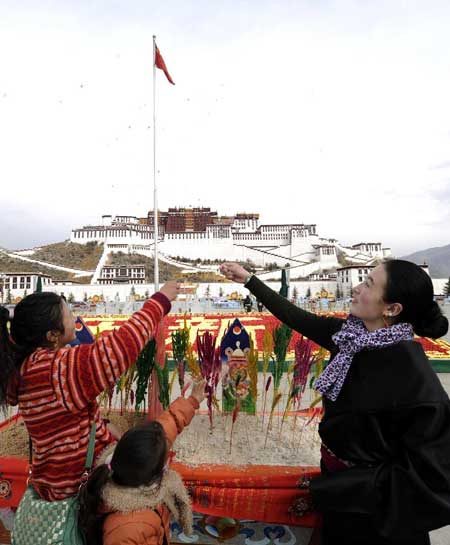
xmin=7 ymin=292 xmax=170 ymax=501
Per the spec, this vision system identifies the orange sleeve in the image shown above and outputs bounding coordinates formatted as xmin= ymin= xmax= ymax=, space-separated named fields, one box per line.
xmin=103 ymin=512 xmax=162 ymax=545
xmin=104 ymin=524 xmax=159 ymax=545
xmin=156 ymin=396 xmax=199 ymax=447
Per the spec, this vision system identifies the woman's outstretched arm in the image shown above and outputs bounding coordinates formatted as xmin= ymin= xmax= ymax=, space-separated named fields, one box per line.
xmin=221 ymin=263 xmax=343 ymax=350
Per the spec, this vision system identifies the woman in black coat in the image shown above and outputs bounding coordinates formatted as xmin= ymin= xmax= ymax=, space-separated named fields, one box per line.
xmin=220 ymin=259 xmax=450 ymax=545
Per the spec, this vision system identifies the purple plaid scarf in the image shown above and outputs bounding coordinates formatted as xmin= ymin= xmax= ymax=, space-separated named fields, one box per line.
xmin=315 ymin=315 xmax=414 ymax=401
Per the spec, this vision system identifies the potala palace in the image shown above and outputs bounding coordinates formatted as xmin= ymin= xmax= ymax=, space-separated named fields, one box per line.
xmin=6 ymin=207 xmax=448 ymax=304
xmin=70 ymin=207 xmax=392 ymax=282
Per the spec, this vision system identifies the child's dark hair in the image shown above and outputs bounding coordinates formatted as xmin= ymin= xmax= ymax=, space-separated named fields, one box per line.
xmin=0 ymin=292 xmax=65 ymax=408
xmin=78 ymin=420 xmax=168 ymax=545
xmin=383 ymin=259 xmax=448 ymax=338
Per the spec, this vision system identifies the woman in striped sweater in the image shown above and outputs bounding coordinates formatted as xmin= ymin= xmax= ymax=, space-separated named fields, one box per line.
xmin=0 ymin=281 xmax=179 ymax=501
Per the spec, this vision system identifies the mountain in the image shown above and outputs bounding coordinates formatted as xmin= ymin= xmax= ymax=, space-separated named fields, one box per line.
xmin=401 ymin=243 xmax=450 ymax=278
xmin=1 ymin=242 xmax=225 ymax=283
xmin=0 ymin=241 xmax=103 ymax=282
xmin=0 ymin=251 xmax=92 ymax=283
xmin=30 ymin=241 xmax=103 ymax=270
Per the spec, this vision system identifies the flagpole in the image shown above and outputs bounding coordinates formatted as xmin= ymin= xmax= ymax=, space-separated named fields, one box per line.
xmin=152 ymin=35 xmax=159 ymax=292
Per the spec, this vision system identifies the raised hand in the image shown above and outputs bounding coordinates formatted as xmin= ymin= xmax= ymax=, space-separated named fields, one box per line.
xmin=159 ymin=281 xmax=180 ymax=302
xmin=219 ymin=263 xmax=251 ymax=284
xmin=190 ymin=379 xmax=207 ymax=404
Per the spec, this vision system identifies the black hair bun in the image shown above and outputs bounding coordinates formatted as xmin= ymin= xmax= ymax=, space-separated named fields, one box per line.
xmin=413 ymin=301 xmax=449 ymax=339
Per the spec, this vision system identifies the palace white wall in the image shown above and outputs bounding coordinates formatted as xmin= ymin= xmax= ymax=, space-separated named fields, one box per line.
xmin=70 ymin=215 xmax=386 ymax=272
xmin=5 ymin=277 xmax=448 ymax=305
xmin=43 ymin=280 xmax=340 ymax=303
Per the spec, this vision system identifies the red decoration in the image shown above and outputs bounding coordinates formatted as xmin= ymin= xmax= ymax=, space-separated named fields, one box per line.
xmin=155 ymin=44 xmax=175 ymax=85
xmin=82 ymin=312 xmax=450 ymax=361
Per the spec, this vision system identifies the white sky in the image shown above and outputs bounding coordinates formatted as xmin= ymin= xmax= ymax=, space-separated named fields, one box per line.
xmin=1 ymin=0 xmax=450 ymax=255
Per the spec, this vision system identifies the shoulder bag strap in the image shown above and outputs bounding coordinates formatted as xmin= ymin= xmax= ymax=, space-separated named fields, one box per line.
xmin=27 ymin=436 xmax=33 ymax=485
xmin=84 ymin=421 xmax=97 ymax=470
xmin=28 ymin=437 xmax=32 ymax=465
xmin=79 ymin=421 xmax=97 ymax=489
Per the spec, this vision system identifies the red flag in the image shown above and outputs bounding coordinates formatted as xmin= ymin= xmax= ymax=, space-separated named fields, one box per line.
xmin=154 ymin=44 xmax=175 ymax=85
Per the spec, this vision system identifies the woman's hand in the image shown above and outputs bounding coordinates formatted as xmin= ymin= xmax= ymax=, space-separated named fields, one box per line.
xmin=159 ymin=281 xmax=180 ymax=302
xmin=190 ymin=379 xmax=206 ymax=404
xmin=220 ymin=263 xmax=251 ymax=283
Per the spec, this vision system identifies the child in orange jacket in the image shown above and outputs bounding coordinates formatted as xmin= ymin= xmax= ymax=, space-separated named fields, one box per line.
xmin=78 ymin=381 xmax=205 ymax=545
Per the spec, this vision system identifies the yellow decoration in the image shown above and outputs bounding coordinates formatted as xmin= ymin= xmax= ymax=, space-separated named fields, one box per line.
xmin=309 ymin=347 xmax=327 ymax=409
xmin=169 ymin=367 xmax=178 ymax=396
xmin=262 ymin=326 xmax=274 ymax=384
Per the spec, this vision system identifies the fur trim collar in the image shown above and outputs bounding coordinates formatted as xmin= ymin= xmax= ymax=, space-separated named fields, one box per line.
xmin=102 ymin=469 xmax=193 ymax=536
xmin=96 ymin=442 xmax=116 ymax=467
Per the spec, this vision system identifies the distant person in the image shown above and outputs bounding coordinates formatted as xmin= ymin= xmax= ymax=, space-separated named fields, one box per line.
xmin=243 ymin=294 xmax=252 ymax=313
xmin=78 ymin=381 xmax=206 ymax=545
xmin=257 ymin=299 xmax=264 ymax=312
xmin=0 ymin=282 xmax=179 ymax=502
xmin=220 ymin=260 xmax=450 ymax=545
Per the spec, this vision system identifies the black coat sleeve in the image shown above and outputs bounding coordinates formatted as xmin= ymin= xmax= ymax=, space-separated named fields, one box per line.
xmin=246 ymin=276 xmax=344 ymax=351
xmin=310 ymin=401 xmax=450 ymax=539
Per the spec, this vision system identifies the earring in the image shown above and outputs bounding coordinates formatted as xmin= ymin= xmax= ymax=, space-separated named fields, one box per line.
xmin=50 ymin=335 xmax=60 ymax=350
xmin=383 ymin=313 xmax=391 ymax=328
